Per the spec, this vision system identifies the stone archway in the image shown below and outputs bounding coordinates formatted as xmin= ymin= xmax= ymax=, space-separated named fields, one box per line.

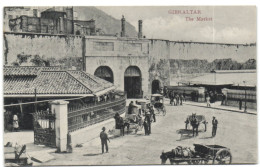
xmin=152 ymin=80 xmax=160 ymax=94
xmin=94 ymin=66 xmax=114 ymax=83
xmin=124 ymin=66 xmax=142 ymax=98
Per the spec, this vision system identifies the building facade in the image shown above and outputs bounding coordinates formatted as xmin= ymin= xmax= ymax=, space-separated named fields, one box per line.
xmin=3 ymin=7 xmax=256 ymax=98
xmin=7 ymin=7 xmax=96 ymax=36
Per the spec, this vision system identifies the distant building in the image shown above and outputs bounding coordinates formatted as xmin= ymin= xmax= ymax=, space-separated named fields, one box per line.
xmin=179 ymin=69 xmax=256 ymax=92
xmin=4 ymin=7 xmax=46 ymax=32
xmin=7 ymin=7 xmax=96 ymax=35
xmin=176 ymin=69 xmax=257 ymax=109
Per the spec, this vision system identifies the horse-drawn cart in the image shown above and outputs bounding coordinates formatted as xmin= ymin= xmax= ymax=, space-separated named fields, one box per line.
xmin=150 ymin=94 xmax=166 ymax=116
xmin=160 ymin=144 xmax=232 ymax=165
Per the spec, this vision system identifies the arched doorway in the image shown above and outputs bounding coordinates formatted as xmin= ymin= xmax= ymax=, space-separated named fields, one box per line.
xmin=152 ymin=80 xmax=160 ymax=94
xmin=94 ymin=66 xmax=114 ymax=83
xmin=124 ymin=66 xmax=142 ymax=98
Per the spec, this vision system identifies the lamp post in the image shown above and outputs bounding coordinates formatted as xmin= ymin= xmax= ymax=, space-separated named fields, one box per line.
xmin=243 ymin=81 xmax=247 ymax=113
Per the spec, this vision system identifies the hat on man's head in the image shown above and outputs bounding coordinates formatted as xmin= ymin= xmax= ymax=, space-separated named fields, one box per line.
xmin=102 ymin=127 xmax=106 ymax=131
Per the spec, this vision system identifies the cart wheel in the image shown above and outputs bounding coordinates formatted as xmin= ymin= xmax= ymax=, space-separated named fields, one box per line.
xmin=192 ymin=160 xmax=200 ymax=165
xmin=203 ymin=159 xmax=209 ymax=164
xmin=213 ymin=149 xmax=232 ymax=164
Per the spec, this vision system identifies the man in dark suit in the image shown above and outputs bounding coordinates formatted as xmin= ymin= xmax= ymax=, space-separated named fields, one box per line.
xmin=100 ymin=127 xmax=110 ymax=153
xmin=212 ymin=116 xmax=218 ymax=137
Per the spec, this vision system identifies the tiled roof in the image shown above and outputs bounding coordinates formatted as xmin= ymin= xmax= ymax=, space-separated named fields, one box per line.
xmin=4 ymin=66 xmax=61 ymax=76
xmin=32 ymin=71 xmax=92 ymax=94
xmin=67 ymin=71 xmax=114 ymax=92
xmin=4 ymin=67 xmax=114 ymax=96
xmin=4 ymin=77 xmax=34 ymax=94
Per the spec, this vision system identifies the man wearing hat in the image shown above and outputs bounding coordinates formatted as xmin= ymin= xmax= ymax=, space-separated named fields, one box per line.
xmin=144 ymin=111 xmax=151 ymax=135
xmin=100 ymin=127 xmax=110 ymax=153
xmin=212 ymin=116 xmax=218 ymax=137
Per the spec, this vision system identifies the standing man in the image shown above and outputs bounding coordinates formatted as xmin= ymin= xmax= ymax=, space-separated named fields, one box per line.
xmin=150 ymin=106 xmax=156 ymax=122
xmin=206 ymin=95 xmax=211 ymax=107
xmin=169 ymin=91 xmax=173 ymax=105
xmin=119 ymin=116 xmax=125 ymax=136
xmin=212 ymin=117 xmax=218 ymax=137
xmin=128 ymin=101 xmax=134 ymax=114
xmin=180 ymin=94 xmax=184 ymax=105
xmin=100 ymin=127 xmax=110 ymax=153
xmin=183 ymin=91 xmax=186 ymax=102
xmin=176 ymin=94 xmax=179 ymax=106
xmin=145 ymin=112 xmax=151 ymax=135
xmin=239 ymin=99 xmax=242 ymax=110
xmin=143 ymin=119 xmax=148 ymax=135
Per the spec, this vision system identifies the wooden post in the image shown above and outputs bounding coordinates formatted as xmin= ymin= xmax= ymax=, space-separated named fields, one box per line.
xmin=18 ymin=99 xmax=23 ymax=128
xmin=34 ymin=88 xmax=37 ymax=112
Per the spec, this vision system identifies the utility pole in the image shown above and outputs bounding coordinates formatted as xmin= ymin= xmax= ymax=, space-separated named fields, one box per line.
xmin=34 ymin=88 xmax=37 ymax=112
xmin=243 ymin=81 xmax=247 ymax=113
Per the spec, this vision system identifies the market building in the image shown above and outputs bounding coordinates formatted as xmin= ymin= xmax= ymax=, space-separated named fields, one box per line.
xmin=4 ymin=66 xmax=118 ymax=130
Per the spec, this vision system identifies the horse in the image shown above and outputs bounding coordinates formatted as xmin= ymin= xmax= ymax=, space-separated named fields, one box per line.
xmin=160 ymin=147 xmax=194 ymax=165
xmin=160 ymin=149 xmax=177 ymax=164
xmin=190 ymin=113 xmax=200 ymax=137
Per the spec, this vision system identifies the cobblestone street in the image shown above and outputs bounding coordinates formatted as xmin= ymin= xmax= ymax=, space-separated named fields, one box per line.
xmin=41 ymin=102 xmax=257 ymax=165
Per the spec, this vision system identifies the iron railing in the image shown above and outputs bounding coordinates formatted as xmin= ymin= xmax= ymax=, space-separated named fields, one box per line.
xmin=68 ymin=95 xmax=126 ymax=132
xmin=227 ymin=92 xmax=256 ymax=103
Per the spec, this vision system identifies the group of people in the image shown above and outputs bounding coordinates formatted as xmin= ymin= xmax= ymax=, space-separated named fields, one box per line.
xmin=100 ymin=96 xmax=220 ymax=154
xmin=102 ymin=101 xmax=157 ymax=153
xmin=169 ymin=92 xmax=185 ymax=106
xmin=205 ymin=91 xmax=226 ymax=108
xmin=97 ymin=93 xmax=115 ymax=103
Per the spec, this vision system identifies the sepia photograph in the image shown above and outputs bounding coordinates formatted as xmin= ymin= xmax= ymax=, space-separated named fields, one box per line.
xmin=2 ymin=4 xmax=257 ymax=166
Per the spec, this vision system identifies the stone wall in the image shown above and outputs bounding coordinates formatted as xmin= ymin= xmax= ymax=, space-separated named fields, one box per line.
xmin=148 ymin=40 xmax=171 ymax=94
xmin=4 ymin=32 xmax=84 ymax=70
xmin=3 ymin=32 xmax=256 ymax=97
xmin=169 ymin=42 xmax=256 ymax=62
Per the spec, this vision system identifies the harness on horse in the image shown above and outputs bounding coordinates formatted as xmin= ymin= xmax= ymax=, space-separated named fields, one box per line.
xmin=173 ymin=146 xmax=194 ymax=158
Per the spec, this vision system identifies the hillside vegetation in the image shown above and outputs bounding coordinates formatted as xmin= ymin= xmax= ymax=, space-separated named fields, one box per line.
xmin=170 ymin=58 xmax=256 ymax=74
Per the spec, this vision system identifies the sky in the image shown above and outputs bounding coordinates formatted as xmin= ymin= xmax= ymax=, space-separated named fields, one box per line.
xmin=97 ymin=6 xmax=256 ymax=44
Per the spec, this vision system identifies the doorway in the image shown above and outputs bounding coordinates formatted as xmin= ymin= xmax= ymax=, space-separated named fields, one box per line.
xmin=124 ymin=66 xmax=142 ymax=98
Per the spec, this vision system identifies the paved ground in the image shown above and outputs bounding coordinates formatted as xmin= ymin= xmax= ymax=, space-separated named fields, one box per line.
xmin=41 ymin=102 xmax=257 ymax=165
xmin=184 ymin=100 xmax=256 ymax=115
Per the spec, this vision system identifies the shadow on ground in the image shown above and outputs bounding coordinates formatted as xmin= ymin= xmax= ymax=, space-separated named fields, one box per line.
xmin=83 ymin=153 xmax=103 ymax=156
xmin=199 ymin=136 xmax=214 ymax=139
